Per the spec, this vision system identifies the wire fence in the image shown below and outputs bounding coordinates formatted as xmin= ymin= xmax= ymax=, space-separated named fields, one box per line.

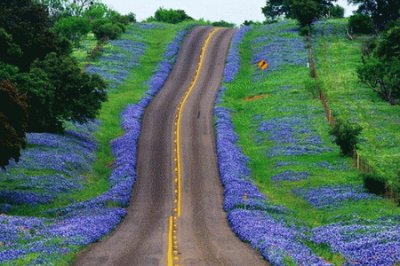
xmin=304 ymin=34 xmax=399 ymax=199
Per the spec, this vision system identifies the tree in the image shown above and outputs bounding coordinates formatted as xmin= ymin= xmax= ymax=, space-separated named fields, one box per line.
xmin=348 ymin=13 xmax=375 ymax=34
xmin=358 ymin=26 xmax=400 ymax=105
xmin=212 ymin=21 xmax=235 ymax=28
xmin=262 ymin=0 xmax=293 ymax=21
xmin=348 ymin=0 xmax=400 ymax=30
xmin=92 ymin=22 xmax=123 ymax=40
xmin=330 ymin=119 xmax=362 ymax=156
xmin=0 ymin=0 xmax=71 ymax=71
xmin=154 ymin=8 xmax=193 ymax=24
xmin=328 ymin=4 xmax=345 ymax=18
xmin=20 ymin=53 xmax=107 ymax=132
xmin=54 ymin=16 xmax=91 ymax=46
xmin=0 ymin=80 xmax=28 ymax=168
xmin=262 ymin=0 xmax=336 ymax=26
xmin=291 ymin=0 xmax=321 ymax=27
xmin=0 ymin=28 xmax=22 ymax=64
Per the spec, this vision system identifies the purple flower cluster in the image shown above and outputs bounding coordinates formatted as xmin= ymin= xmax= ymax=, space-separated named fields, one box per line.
xmin=271 ymin=170 xmax=309 ymax=182
xmin=86 ymin=32 xmax=146 ymax=89
xmin=215 ymin=107 xmax=267 ymax=211
xmin=293 ymin=185 xmax=378 ymax=209
xmin=0 ymin=121 xmax=98 ymax=206
xmin=258 ymin=116 xmax=332 ymax=157
xmin=312 ymin=217 xmax=400 ymax=265
xmin=223 ymin=26 xmax=250 ymax=83
xmin=251 ymin=22 xmax=307 ymax=81
xmin=229 ymin=210 xmax=332 ymax=266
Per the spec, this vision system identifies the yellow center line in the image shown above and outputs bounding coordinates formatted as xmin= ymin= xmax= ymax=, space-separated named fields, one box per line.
xmin=175 ymin=28 xmax=220 ymax=218
xmin=167 ymin=216 xmax=174 ymax=266
xmin=167 ymin=27 xmax=221 ymax=266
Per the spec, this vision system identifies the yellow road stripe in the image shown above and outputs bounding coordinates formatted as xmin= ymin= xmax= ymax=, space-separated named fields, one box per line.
xmin=167 ymin=28 xmax=221 ymax=266
xmin=175 ymin=28 xmax=220 ymax=217
xmin=167 ymin=216 xmax=174 ymax=266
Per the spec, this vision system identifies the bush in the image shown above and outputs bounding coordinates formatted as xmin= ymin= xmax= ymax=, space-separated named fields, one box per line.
xmin=92 ymin=21 xmax=123 ymax=40
xmin=362 ymin=173 xmax=387 ymax=196
xmin=328 ymin=4 xmax=344 ymax=18
xmin=154 ymin=8 xmax=193 ymax=24
xmin=330 ymin=119 xmax=362 ymax=156
xmin=358 ymin=26 xmax=400 ymax=105
xmin=212 ymin=20 xmax=235 ymax=28
xmin=348 ymin=14 xmax=375 ymax=34
xmin=0 ymin=80 xmax=28 ymax=168
xmin=54 ymin=16 xmax=91 ymax=46
xmin=358 ymin=57 xmax=400 ymax=105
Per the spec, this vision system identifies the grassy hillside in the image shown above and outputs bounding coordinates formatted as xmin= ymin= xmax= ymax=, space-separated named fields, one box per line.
xmin=219 ymin=20 xmax=400 ymax=265
xmin=314 ymin=19 xmax=400 ymax=194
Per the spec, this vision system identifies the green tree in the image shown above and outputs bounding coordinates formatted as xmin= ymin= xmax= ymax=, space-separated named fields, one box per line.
xmin=0 ymin=0 xmax=71 ymax=71
xmin=262 ymin=0 xmax=336 ymax=26
xmin=212 ymin=21 xmax=235 ymax=27
xmin=330 ymin=119 xmax=362 ymax=156
xmin=22 ymin=53 xmax=107 ymax=132
xmin=154 ymin=8 xmax=193 ymax=24
xmin=348 ymin=13 xmax=375 ymax=34
xmin=328 ymin=4 xmax=345 ymax=18
xmin=92 ymin=19 xmax=123 ymax=40
xmin=262 ymin=0 xmax=293 ymax=21
xmin=358 ymin=26 xmax=400 ymax=105
xmin=54 ymin=16 xmax=91 ymax=46
xmin=0 ymin=80 xmax=28 ymax=168
xmin=348 ymin=0 xmax=400 ymax=30
xmin=0 ymin=28 xmax=22 ymax=63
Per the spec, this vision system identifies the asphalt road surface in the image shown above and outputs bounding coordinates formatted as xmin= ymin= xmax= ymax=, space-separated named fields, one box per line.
xmin=75 ymin=26 xmax=266 ymax=266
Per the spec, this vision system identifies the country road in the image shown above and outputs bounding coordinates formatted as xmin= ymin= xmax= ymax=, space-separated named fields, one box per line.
xmin=75 ymin=26 xmax=266 ymax=266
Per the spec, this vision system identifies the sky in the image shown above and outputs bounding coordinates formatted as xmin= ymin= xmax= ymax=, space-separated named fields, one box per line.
xmin=102 ymin=0 xmax=358 ymax=25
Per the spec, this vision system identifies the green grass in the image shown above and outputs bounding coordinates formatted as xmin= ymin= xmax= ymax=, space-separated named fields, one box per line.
xmin=314 ymin=19 xmax=400 ymax=191
xmin=219 ymin=20 xmax=400 ymax=265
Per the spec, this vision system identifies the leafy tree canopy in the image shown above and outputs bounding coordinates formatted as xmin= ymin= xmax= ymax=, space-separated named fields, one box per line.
xmin=0 ymin=80 xmax=28 ymax=168
xmin=348 ymin=0 xmax=400 ymax=30
xmin=153 ymin=8 xmax=193 ymax=24
xmin=0 ymin=0 xmax=71 ymax=71
xmin=262 ymin=0 xmax=336 ymax=26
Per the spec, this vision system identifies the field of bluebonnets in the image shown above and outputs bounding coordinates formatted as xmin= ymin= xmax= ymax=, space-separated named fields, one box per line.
xmin=0 ymin=22 xmax=191 ymax=264
xmin=216 ymin=20 xmax=400 ymax=265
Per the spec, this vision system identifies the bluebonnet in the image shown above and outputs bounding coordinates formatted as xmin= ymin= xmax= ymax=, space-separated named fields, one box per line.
xmin=271 ymin=170 xmax=309 ymax=182
xmin=86 ymin=34 xmax=146 ymax=89
xmin=229 ymin=210 xmax=332 ymax=266
xmin=251 ymin=22 xmax=308 ymax=81
xmin=293 ymin=185 xmax=378 ymax=209
xmin=313 ymin=217 xmax=400 ymax=266
xmin=258 ymin=116 xmax=332 ymax=157
xmin=224 ymin=26 xmax=250 ymax=83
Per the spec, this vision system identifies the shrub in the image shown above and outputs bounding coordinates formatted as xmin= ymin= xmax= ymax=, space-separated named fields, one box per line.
xmin=54 ymin=16 xmax=91 ymax=46
xmin=154 ymin=8 xmax=193 ymax=24
xmin=358 ymin=57 xmax=400 ymax=105
xmin=362 ymin=173 xmax=386 ymax=196
xmin=328 ymin=4 xmax=344 ymax=18
xmin=348 ymin=14 xmax=375 ymax=34
xmin=329 ymin=119 xmax=362 ymax=156
xmin=212 ymin=20 xmax=235 ymax=28
xmin=92 ymin=20 xmax=123 ymax=41
xmin=0 ymin=80 xmax=28 ymax=168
